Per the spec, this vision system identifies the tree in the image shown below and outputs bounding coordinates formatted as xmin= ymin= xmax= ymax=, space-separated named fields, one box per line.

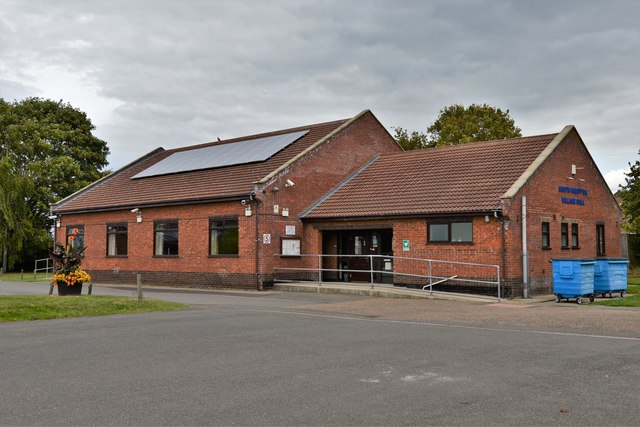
xmin=0 ymin=157 xmax=34 ymax=272
xmin=0 ymin=97 xmax=110 ymax=269
xmin=620 ymin=152 xmax=640 ymax=234
xmin=391 ymin=127 xmax=434 ymax=151
xmin=426 ymin=103 xmax=522 ymax=147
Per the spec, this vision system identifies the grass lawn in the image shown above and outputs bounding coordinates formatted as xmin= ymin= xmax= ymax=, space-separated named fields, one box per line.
xmin=1 ymin=271 xmax=52 ymax=282
xmin=593 ymin=279 xmax=640 ymax=307
xmin=0 ymin=295 xmax=188 ymax=322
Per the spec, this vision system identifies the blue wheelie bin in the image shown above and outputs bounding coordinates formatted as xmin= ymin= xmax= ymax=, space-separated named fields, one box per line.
xmin=552 ymin=258 xmax=595 ymax=304
xmin=594 ymin=258 xmax=629 ymax=298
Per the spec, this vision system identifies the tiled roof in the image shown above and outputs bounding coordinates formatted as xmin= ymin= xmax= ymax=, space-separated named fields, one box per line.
xmin=303 ymin=132 xmax=559 ymax=219
xmin=53 ymin=118 xmax=350 ymax=213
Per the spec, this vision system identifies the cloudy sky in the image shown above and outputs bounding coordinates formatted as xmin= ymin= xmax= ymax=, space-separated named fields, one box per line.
xmin=1 ymin=0 xmax=638 ymax=190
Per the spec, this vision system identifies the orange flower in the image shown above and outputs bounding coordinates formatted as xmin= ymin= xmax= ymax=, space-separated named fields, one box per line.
xmin=68 ymin=236 xmax=75 ymax=242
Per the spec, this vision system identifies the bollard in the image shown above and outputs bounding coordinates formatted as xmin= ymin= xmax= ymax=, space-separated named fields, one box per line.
xmin=137 ymin=274 xmax=143 ymax=302
xmin=49 ymin=282 xmax=54 ymax=295
xmin=21 ymin=269 xmax=24 ymax=280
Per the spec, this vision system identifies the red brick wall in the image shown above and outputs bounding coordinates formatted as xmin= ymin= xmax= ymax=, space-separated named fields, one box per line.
xmin=394 ymin=216 xmax=503 ymax=283
xmin=303 ymin=217 xmax=503 ymax=294
xmin=502 ymin=129 xmax=622 ymax=294
xmin=55 ymin=202 xmax=260 ymax=288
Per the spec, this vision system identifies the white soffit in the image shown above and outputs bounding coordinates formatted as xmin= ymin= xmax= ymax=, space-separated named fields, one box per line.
xmin=132 ymin=130 xmax=309 ymax=179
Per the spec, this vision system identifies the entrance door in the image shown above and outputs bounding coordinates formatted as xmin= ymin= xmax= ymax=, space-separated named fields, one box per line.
xmin=332 ymin=229 xmax=393 ymax=283
xmin=350 ymin=234 xmax=371 ymax=281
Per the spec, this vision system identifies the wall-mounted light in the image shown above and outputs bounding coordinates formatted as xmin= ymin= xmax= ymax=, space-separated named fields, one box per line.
xmin=245 ymin=206 xmax=252 ymax=217
xmin=131 ymin=208 xmax=142 ymax=223
xmin=48 ymin=214 xmax=60 ymax=228
xmin=285 ymin=179 xmax=295 ymax=188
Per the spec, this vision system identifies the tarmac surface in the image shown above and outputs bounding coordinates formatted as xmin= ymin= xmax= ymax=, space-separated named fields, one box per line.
xmin=1 ymin=280 xmax=639 ymax=426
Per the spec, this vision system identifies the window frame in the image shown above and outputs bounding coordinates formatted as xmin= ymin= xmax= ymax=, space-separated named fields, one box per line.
xmin=596 ymin=223 xmax=606 ymax=256
xmin=571 ymin=223 xmax=580 ymax=249
xmin=209 ymin=216 xmax=239 ymax=257
xmin=560 ymin=223 xmax=569 ymax=249
xmin=154 ymin=220 xmax=179 ymax=257
xmin=427 ymin=219 xmax=473 ymax=244
xmin=541 ymin=221 xmax=551 ymax=249
xmin=106 ymin=223 xmax=128 ymax=257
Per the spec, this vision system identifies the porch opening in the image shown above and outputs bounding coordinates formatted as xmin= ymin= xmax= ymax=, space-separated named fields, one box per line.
xmin=322 ymin=228 xmax=393 ymax=283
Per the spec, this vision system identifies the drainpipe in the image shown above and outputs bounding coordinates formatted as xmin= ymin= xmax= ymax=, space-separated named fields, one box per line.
xmin=522 ymin=196 xmax=529 ymax=299
xmin=499 ymin=211 xmax=507 ymax=299
xmin=255 ymin=196 xmax=263 ymax=291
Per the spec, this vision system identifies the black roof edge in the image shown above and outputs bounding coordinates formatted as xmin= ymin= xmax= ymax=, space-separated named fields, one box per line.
xmin=302 ymin=209 xmax=500 ymax=223
xmin=52 ymin=194 xmax=251 ymax=215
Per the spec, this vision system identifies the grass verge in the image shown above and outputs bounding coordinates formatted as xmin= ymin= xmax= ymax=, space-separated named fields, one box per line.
xmin=1 ymin=272 xmax=51 ymax=282
xmin=593 ymin=280 xmax=640 ymax=307
xmin=0 ymin=295 xmax=188 ymax=322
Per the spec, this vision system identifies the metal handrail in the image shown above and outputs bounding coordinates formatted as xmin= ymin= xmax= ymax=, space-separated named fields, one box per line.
xmin=273 ymin=253 xmax=501 ymax=301
xmin=33 ymin=258 xmax=54 ymax=280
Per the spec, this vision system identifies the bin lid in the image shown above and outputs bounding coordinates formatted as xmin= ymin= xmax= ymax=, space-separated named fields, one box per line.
xmin=595 ymin=257 xmax=629 ymax=263
xmin=551 ymin=258 xmax=596 ymax=262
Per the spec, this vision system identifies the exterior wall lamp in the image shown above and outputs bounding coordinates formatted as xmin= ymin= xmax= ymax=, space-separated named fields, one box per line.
xmin=131 ymin=208 xmax=142 ymax=223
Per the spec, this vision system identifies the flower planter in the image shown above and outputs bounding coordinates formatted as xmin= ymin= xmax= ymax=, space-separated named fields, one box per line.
xmin=57 ymin=282 xmax=83 ymax=296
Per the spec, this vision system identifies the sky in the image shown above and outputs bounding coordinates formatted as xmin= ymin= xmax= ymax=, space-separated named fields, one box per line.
xmin=1 ymin=0 xmax=638 ymax=191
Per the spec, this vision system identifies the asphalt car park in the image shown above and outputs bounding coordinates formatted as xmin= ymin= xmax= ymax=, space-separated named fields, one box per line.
xmin=1 ymin=281 xmax=638 ymax=426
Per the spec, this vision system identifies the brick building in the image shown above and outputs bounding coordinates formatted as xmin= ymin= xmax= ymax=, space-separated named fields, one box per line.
xmin=51 ymin=112 xmax=622 ymax=296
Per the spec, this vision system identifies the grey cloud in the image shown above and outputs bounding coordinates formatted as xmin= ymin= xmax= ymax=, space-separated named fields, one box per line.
xmin=0 ymin=0 xmax=638 ymax=186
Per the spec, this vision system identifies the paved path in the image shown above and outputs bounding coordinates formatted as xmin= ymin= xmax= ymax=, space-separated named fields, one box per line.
xmin=1 ymin=281 xmax=638 ymax=425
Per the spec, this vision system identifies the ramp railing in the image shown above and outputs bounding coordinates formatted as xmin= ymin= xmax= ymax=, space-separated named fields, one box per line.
xmin=273 ymin=253 xmax=501 ymax=301
xmin=34 ymin=258 xmax=54 ymax=280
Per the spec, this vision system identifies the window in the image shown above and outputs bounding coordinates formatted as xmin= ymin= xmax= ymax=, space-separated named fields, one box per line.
xmin=429 ymin=224 xmax=449 ymax=242
xmin=541 ymin=222 xmax=550 ymax=249
xmin=209 ymin=217 xmax=238 ymax=256
xmin=66 ymin=225 xmax=85 ymax=249
xmin=107 ymin=223 xmax=128 ymax=257
xmin=154 ymin=221 xmax=178 ymax=256
xmin=571 ymin=223 xmax=579 ymax=249
xmin=561 ymin=223 xmax=569 ymax=248
xmin=596 ymin=223 xmax=605 ymax=255
xmin=428 ymin=220 xmax=473 ymax=243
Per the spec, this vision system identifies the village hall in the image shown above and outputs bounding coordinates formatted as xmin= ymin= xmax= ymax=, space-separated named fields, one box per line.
xmin=50 ymin=110 xmax=622 ymax=297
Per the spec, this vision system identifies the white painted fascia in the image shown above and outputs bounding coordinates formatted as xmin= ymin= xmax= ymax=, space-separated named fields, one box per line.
xmin=255 ymin=109 xmax=372 ymax=186
xmin=501 ymin=125 xmax=575 ymax=200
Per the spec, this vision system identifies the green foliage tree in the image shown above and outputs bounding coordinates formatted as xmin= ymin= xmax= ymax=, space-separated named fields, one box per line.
xmin=427 ymin=103 xmax=522 ymax=147
xmin=391 ymin=127 xmax=434 ymax=151
xmin=620 ymin=152 xmax=640 ymax=233
xmin=0 ymin=97 xmax=110 ymax=269
xmin=0 ymin=157 xmax=34 ymax=272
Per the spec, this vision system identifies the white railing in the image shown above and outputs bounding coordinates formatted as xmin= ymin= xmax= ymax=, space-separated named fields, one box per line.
xmin=34 ymin=258 xmax=54 ymax=280
xmin=273 ymin=253 xmax=501 ymax=301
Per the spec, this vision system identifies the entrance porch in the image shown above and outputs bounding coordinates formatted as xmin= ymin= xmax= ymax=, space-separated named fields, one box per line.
xmin=321 ymin=228 xmax=393 ymax=283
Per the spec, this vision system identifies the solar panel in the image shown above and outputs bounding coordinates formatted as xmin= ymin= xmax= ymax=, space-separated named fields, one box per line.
xmin=132 ymin=130 xmax=309 ymax=179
